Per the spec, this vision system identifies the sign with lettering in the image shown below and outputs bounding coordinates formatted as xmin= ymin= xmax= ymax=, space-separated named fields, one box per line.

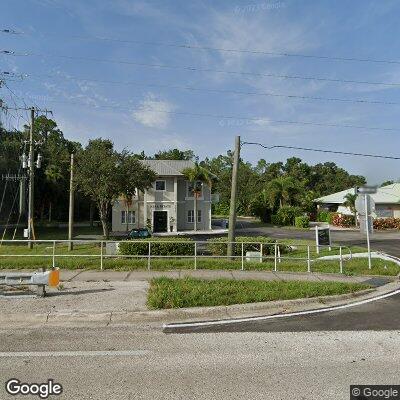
xmin=149 ymin=204 xmax=172 ymax=209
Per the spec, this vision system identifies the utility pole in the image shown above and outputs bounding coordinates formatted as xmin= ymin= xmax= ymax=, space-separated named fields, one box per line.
xmin=27 ymin=107 xmax=35 ymax=249
xmin=227 ymin=135 xmax=240 ymax=257
xmin=68 ymin=153 xmax=75 ymax=251
xmin=5 ymin=104 xmax=52 ymax=248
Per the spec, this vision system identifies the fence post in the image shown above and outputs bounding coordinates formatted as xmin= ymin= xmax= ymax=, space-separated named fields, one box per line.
xmin=52 ymin=240 xmax=56 ymax=269
xmin=274 ymin=243 xmax=277 ymax=272
xmin=100 ymin=241 xmax=104 ymax=270
xmin=241 ymin=242 xmax=244 ymax=271
xmin=278 ymin=245 xmax=281 ymax=263
xmin=339 ymin=246 xmax=343 ymax=274
xmin=260 ymin=243 xmax=263 ymax=263
xmin=147 ymin=242 xmax=151 ymax=271
xmin=307 ymin=245 xmax=311 ymax=273
xmin=194 ymin=242 xmax=197 ymax=270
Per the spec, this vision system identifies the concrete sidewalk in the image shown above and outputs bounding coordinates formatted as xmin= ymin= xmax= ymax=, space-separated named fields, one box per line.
xmin=0 ymin=269 xmax=397 ymax=328
xmin=56 ymin=268 xmax=394 ymax=285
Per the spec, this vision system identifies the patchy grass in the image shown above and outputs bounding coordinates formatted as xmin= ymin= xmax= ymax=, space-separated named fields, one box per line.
xmin=147 ymin=277 xmax=371 ymax=309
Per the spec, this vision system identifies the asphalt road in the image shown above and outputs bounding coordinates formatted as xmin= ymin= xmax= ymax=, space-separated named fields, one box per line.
xmin=0 ymin=326 xmax=399 ymax=400
xmin=211 ymin=220 xmax=400 ymax=258
xmin=167 ymin=290 xmax=400 ymax=334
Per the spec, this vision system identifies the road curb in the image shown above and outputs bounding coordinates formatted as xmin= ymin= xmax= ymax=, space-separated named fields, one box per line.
xmin=1 ymin=281 xmax=398 ymax=328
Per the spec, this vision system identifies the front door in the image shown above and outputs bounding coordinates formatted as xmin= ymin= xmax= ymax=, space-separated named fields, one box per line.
xmin=153 ymin=211 xmax=168 ymax=232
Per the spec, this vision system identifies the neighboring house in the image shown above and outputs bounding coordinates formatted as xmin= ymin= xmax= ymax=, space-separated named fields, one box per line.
xmin=112 ymin=160 xmax=212 ymax=233
xmin=314 ymin=183 xmax=400 ymax=218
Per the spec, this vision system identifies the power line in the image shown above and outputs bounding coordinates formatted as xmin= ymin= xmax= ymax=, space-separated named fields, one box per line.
xmin=3 ymin=28 xmax=400 ymax=65
xmin=3 ymin=50 xmax=400 ymax=88
xmin=13 ymin=71 xmax=400 ymax=107
xmin=3 ymin=94 xmax=400 ymax=133
xmin=242 ymin=142 xmax=400 ymax=160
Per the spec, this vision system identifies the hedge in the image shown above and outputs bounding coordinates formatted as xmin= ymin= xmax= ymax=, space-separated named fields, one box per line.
xmin=317 ymin=211 xmax=330 ymax=222
xmin=271 ymin=206 xmax=303 ymax=226
xmin=295 ymin=216 xmax=310 ymax=228
xmin=373 ymin=218 xmax=400 ymax=230
xmin=206 ymin=236 xmax=290 ymax=256
xmin=330 ymin=213 xmax=355 ymax=227
xmin=119 ymin=237 xmax=194 ymax=256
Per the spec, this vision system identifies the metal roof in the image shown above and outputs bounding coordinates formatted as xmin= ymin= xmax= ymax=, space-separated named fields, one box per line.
xmin=315 ymin=183 xmax=400 ymax=205
xmin=140 ymin=159 xmax=195 ymax=176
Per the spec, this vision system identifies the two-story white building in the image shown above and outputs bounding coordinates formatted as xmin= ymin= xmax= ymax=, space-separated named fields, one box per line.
xmin=111 ymin=159 xmax=212 ymax=233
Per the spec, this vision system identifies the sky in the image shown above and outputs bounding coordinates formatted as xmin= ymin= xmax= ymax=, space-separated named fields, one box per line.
xmin=1 ymin=0 xmax=400 ymax=184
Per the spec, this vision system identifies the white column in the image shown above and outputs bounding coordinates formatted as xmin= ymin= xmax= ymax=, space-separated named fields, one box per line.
xmin=144 ymin=189 xmax=148 ymax=229
xmin=173 ymin=177 xmax=178 ymax=232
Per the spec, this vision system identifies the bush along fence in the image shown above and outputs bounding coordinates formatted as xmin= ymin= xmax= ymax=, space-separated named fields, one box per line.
xmin=317 ymin=210 xmax=400 ymax=230
xmin=0 ymin=238 xmax=353 ymax=274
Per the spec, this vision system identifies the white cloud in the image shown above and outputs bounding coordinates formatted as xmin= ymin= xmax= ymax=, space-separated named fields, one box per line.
xmin=132 ymin=93 xmax=175 ymax=129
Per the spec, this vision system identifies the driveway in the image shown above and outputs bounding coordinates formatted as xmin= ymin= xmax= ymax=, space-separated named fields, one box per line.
xmin=214 ymin=220 xmax=400 ymax=258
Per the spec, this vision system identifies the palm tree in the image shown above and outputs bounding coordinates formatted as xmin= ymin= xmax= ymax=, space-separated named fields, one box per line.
xmin=182 ymin=164 xmax=216 ymax=231
xmin=343 ymin=193 xmax=358 ymax=226
xmin=266 ymin=176 xmax=301 ymax=210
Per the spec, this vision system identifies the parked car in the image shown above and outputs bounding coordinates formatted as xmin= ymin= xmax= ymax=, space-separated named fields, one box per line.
xmin=126 ymin=228 xmax=152 ymax=240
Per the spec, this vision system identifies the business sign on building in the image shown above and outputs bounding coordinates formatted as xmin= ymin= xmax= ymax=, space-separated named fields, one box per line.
xmin=149 ymin=204 xmax=172 ymax=210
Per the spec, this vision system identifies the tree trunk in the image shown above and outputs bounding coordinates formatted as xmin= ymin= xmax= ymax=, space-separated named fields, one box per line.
xmin=126 ymin=204 xmax=129 ymax=232
xmin=194 ymin=194 xmax=197 ymax=231
xmin=48 ymin=202 xmax=52 ymax=222
xmin=98 ymin=202 xmax=109 ymax=239
xmin=89 ymin=202 xmax=94 ymax=227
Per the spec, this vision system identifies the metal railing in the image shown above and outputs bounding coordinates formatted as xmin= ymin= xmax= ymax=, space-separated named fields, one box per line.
xmin=0 ymin=239 xmax=353 ymax=274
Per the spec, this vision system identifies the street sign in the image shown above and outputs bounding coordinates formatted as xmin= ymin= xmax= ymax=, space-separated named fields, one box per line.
xmin=356 ymin=185 xmax=378 ymax=195
xmin=315 ymin=226 xmax=331 ymax=254
xmin=355 ymin=194 xmax=375 ymax=216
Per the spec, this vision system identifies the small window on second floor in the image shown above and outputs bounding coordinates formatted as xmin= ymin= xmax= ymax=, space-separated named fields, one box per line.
xmin=155 ymin=180 xmax=166 ymax=191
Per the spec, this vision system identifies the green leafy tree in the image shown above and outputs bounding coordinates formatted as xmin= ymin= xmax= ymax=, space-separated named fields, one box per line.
xmin=154 ymin=148 xmax=195 ymax=160
xmin=75 ymin=139 xmax=156 ymax=238
xmin=266 ymin=176 xmax=303 ymax=210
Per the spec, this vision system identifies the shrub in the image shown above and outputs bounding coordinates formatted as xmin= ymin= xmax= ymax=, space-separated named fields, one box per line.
xmin=295 ymin=216 xmax=310 ymax=228
xmin=119 ymin=237 xmax=194 ymax=256
xmin=373 ymin=218 xmax=400 ymax=230
xmin=274 ymin=206 xmax=303 ymax=226
xmin=330 ymin=213 xmax=355 ymax=227
xmin=317 ymin=211 xmax=330 ymax=222
xmin=271 ymin=214 xmax=280 ymax=225
xmin=206 ymin=236 xmax=289 ymax=256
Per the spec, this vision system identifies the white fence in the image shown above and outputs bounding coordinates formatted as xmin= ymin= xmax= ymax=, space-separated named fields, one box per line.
xmin=0 ymin=239 xmax=353 ymax=274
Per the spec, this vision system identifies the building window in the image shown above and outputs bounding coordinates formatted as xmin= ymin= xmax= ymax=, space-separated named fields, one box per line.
xmin=187 ymin=181 xmax=203 ymax=198
xmin=121 ymin=210 xmax=135 ymax=224
xmin=187 ymin=210 xmax=201 ymax=223
xmin=155 ymin=180 xmax=166 ymax=191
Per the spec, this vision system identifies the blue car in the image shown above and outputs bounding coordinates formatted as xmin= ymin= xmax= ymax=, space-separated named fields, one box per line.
xmin=126 ymin=228 xmax=152 ymax=239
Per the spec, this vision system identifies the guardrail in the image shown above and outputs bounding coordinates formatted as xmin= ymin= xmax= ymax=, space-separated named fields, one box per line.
xmin=0 ymin=239 xmax=353 ymax=275
xmin=0 ymin=268 xmax=60 ymax=297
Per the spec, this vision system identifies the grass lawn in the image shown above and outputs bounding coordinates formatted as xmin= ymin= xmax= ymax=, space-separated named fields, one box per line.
xmin=0 ymin=241 xmax=398 ymax=276
xmin=147 ymin=277 xmax=371 ymax=309
xmin=0 ymin=225 xmax=104 ymax=240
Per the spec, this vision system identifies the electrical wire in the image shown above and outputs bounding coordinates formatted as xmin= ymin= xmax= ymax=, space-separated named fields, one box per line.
xmin=3 ymin=50 xmax=400 ymax=88
xmin=15 ymin=72 xmax=400 ymax=107
xmin=3 ymin=94 xmax=400 ymax=133
xmin=242 ymin=141 xmax=400 ymax=160
xmin=3 ymin=29 xmax=400 ymax=65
